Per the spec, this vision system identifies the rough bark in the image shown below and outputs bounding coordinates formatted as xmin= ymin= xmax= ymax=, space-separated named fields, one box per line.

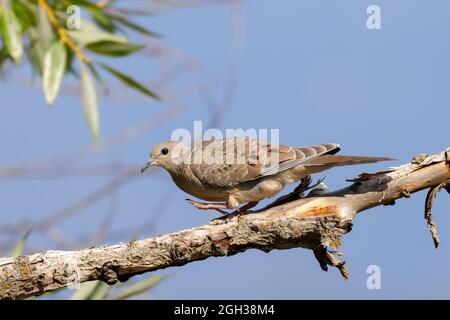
xmin=1 ymin=148 xmax=449 ymax=300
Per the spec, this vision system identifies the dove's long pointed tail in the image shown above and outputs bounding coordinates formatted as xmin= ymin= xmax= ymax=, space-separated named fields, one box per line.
xmin=312 ymin=154 xmax=395 ymax=167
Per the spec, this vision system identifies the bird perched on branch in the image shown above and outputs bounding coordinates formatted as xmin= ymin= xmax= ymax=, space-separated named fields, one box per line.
xmin=141 ymin=139 xmax=392 ymax=214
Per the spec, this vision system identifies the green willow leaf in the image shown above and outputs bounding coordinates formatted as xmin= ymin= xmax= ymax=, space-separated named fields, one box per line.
xmin=0 ymin=47 xmax=9 ymax=70
xmin=86 ymin=62 xmax=103 ymax=84
xmin=67 ymin=19 xmax=127 ymax=47
xmin=0 ymin=5 xmax=23 ymax=62
xmin=70 ymin=281 xmax=104 ymax=300
xmin=70 ymin=280 xmax=109 ymax=300
xmin=80 ymin=62 xmax=100 ymax=144
xmin=43 ymin=40 xmax=67 ymax=106
xmin=89 ymin=282 xmax=110 ymax=300
xmin=65 ymin=48 xmax=76 ymax=74
xmin=97 ymin=62 xmax=160 ymax=100
xmin=112 ymin=275 xmax=169 ymax=300
xmin=113 ymin=16 xmax=159 ymax=37
xmin=66 ymin=0 xmax=105 ymax=10
xmin=129 ymin=230 xmax=140 ymax=242
xmin=86 ymin=41 xmax=144 ymax=57
xmin=11 ymin=0 xmax=35 ymax=31
xmin=89 ymin=8 xmax=116 ymax=33
xmin=26 ymin=7 xmax=54 ymax=75
xmin=11 ymin=229 xmax=32 ymax=258
xmin=37 ymin=6 xmax=53 ymax=50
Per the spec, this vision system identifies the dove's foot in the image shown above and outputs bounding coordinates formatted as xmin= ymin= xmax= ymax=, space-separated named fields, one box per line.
xmin=212 ymin=202 xmax=259 ymax=222
xmin=186 ymin=199 xmax=228 ymax=214
xmin=300 ymin=176 xmax=327 ymax=196
xmin=237 ymin=201 xmax=258 ymax=213
xmin=293 ymin=175 xmax=313 ymax=194
xmin=292 ymin=175 xmax=327 ymax=196
xmin=208 ymin=202 xmax=256 ymax=223
xmin=212 ymin=211 xmax=240 ymax=222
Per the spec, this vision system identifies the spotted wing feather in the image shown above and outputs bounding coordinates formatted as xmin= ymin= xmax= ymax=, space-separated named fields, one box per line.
xmin=188 ymin=139 xmax=340 ymax=187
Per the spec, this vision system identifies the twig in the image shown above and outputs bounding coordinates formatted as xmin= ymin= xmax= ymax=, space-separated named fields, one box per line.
xmin=38 ymin=0 xmax=91 ymax=64
xmin=424 ymin=180 xmax=450 ymax=248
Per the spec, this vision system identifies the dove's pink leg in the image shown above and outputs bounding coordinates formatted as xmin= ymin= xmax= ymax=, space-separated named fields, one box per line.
xmin=186 ymin=199 xmax=228 ymax=214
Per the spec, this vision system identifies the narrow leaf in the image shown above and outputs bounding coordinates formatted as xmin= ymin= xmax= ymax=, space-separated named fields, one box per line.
xmin=114 ymin=16 xmax=159 ymax=37
xmin=11 ymin=0 xmax=35 ymax=31
xmin=89 ymin=282 xmax=110 ymax=300
xmin=43 ymin=40 xmax=67 ymax=106
xmin=11 ymin=229 xmax=32 ymax=257
xmin=67 ymin=19 xmax=127 ymax=46
xmin=0 ymin=47 xmax=9 ymax=70
xmin=98 ymin=62 xmax=160 ymax=100
xmin=27 ymin=7 xmax=55 ymax=75
xmin=86 ymin=62 xmax=103 ymax=84
xmin=70 ymin=281 xmax=106 ymax=300
xmin=37 ymin=6 xmax=53 ymax=50
xmin=86 ymin=41 xmax=144 ymax=57
xmin=80 ymin=62 xmax=100 ymax=144
xmin=66 ymin=0 xmax=105 ymax=10
xmin=112 ymin=275 xmax=169 ymax=300
xmin=0 ymin=5 xmax=23 ymax=62
xmin=129 ymin=230 xmax=140 ymax=242
xmin=89 ymin=8 xmax=116 ymax=33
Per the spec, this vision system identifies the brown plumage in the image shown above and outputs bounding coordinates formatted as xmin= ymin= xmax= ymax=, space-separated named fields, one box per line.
xmin=141 ymin=139 xmax=392 ymax=212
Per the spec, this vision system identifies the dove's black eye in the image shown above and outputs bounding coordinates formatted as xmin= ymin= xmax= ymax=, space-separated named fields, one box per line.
xmin=161 ymin=148 xmax=169 ymax=155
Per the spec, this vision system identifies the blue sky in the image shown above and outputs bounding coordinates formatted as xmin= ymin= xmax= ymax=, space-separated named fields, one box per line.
xmin=1 ymin=0 xmax=450 ymax=299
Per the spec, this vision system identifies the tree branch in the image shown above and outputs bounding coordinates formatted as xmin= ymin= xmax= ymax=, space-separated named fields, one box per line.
xmin=1 ymin=148 xmax=449 ymax=300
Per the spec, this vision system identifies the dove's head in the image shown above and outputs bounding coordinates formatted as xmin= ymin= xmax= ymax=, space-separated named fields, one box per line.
xmin=141 ymin=140 xmax=186 ymax=174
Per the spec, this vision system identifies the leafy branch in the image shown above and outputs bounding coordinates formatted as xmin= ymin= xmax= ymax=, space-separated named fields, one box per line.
xmin=0 ymin=0 xmax=160 ymax=143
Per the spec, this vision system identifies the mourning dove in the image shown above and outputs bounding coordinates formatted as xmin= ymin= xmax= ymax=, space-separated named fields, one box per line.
xmin=141 ymin=139 xmax=392 ymax=213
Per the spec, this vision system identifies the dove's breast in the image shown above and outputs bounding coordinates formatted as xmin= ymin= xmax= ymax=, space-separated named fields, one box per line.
xmin=169 ymin=169 xmax=230 ymax=202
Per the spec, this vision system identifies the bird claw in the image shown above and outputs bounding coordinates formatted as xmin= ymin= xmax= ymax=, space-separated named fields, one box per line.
xmin=299 ymin=176 xmax=327 ymax=196
xmin=306 ymin=181 xmax=329 ymax=197
xmin=212 ymin=211 xmax=240 ymax=222
xmin=211 ymin=209 xmax=251 ymax=223
xmin=293 ymin=175 xmax=313 ymax=194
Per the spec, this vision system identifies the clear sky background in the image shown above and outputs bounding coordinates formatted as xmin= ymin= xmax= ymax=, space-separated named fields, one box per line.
xmin=1 ymin=0 xmax=450 ymax=299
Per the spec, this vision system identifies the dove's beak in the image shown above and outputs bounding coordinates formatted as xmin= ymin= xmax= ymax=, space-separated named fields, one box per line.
xmin=141 ymin=160 xmax=157 ymax=173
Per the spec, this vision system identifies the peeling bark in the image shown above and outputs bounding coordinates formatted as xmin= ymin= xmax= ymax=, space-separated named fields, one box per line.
xmin=1 ymin=148 xmax=449 ymax=300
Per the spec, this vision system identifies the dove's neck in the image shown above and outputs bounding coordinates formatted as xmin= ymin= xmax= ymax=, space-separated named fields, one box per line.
xmin=168 ymin=163 xmax=194 ymax=183
xmin=169 ymin=163 xmax=199 ymax=189
xmin=166 ymin=164 xmax=207 ymax=198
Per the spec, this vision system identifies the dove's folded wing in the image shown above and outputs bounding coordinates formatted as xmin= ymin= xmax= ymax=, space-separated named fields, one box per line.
xmin=260 ymin=143 xmax=341 ymax=176
xmin=188 ymin=139 xmax=340 ymax=188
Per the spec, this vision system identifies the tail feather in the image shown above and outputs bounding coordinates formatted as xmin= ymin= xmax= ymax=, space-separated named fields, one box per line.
xmin=312 ymin=155 xmax=395 ymax=167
